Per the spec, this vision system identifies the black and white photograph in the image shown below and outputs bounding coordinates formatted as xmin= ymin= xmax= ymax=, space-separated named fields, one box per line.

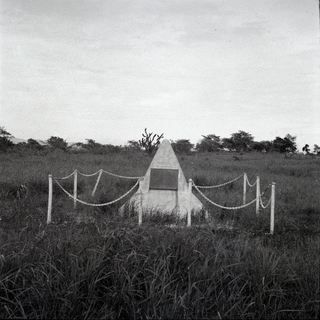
xmin=0 ymin=0 xmax=319 ymax=318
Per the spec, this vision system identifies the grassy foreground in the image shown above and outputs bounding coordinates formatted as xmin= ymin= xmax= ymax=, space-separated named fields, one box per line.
xmin=0 ymin=151 xmax=319 ymax=319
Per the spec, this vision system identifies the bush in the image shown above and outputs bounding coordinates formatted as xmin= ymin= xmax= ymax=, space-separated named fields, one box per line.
xmin=196 ymin=135 xmax=222 ymax=152
xmin=172 ymin=139 xmax=194 ymax=154
xmin=0 ymin=136 xmax=14 ymax=152
xmin=47 ymin=136 xmax=68 ymax=150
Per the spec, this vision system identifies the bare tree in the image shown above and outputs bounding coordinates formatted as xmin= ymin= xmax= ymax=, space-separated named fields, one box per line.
xmin=139 ymin=128 xmax=164 ymax=154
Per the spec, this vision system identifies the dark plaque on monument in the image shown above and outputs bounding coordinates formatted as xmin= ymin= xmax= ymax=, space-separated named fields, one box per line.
xmin=149 ymin=168 xmax=179 ymax=190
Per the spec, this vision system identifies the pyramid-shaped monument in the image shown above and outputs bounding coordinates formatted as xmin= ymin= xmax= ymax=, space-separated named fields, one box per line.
xmin=125 ymin=139 xmax=202 ymax=216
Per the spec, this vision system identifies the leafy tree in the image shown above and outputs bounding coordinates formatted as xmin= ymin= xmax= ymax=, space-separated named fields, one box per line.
xmin=82 ymin=139 xmax=121 ymax=154
xmin=251 ymin=140 xmax=273 ymax=152
xmin=27 ymin=138 xmax=43 ymax=150
xmin=221 ymin=137 xmax=236 ymax=151
xmin=260 ymin=140 xmax=273 ymax=152
xmin=284 ymin=134 xmax=297 ymax=152
xmin=84 ymin=139 xmax=105 ymax=154
xmin=172 ymin=139 xmax=194 ymax=154
xmin=302 ymin=144 xmax=310 ymax=154
xmin=313 ymin=144 xmax=320 ymax=155
xmin=0 ymin=126 xmax=13 ymax=152
xmin=230 ymin=130 xmax=254 ymax=152
xmin=139 ymin=128 xmax=164 ymax=154
xmin=196 ymin=134 xmax=222 ymax=152
xmin=272 ymin=134 xmax=297 ymax=153
xmin=251 ymin=141 xmax=265 ymax=152
xmin=0 ymin=137 xmax=13 ymax=152
xmin=84 ymin=139 xmax=101 ymax=149
xmin=104 ymin=144 xmax=121 ymax=153
xmin=0 ymin=126 xmax=12 ymax=137
xmin=47 ymin=136 xmax=68 ymax=150
xmin=127 ymin=140 xmax=141 ymax=151
xmin=272 ymin=137 xmax=287 ymax=153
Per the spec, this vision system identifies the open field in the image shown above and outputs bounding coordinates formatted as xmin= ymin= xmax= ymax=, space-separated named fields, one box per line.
xmin=0 ymin=151 xmax=319 ymax=319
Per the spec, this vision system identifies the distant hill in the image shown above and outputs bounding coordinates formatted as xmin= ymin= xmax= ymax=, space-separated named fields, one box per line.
xmin=8 ymin=137 xmax=27 ymax=144
xmin=7 ymin=137 xmax=85 ymax=147
xmin=8 ymin=137 xmax=48 ymax=146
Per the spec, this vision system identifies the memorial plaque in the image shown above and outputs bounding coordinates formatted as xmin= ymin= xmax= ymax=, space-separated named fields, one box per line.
xmin=149 ymin=168 xmax=179 ymax=190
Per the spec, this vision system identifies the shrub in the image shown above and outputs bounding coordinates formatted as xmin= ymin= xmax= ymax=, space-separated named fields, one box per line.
xmin=172 ymin=139 xmax=194 ymax=154
xmin=0 ymin=136 xmax=14 ymax=152
xmin=47 ymin=136 xmax=68 ymax=150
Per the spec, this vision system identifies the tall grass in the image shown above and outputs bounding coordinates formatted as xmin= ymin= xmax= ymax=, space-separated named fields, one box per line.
xmin=0 ymin=151 xmax=319 ymax=318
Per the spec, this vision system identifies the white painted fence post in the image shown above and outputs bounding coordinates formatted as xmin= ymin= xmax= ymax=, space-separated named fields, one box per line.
xmin=255 ymin=176 xmax=260 ymax=216
xmin=92 ymin=169 xmax=102 ymax=196
xmin=187 ymin=179 xmax=192 ymax=227
xmin=270 ymin=182 xmax=276 ymax=235
xmin=138 ymin=179 xmax=143 ymax=226
xmin=47 ymin=174 xmax=53 ymax=224
xmin=73 ymin=170 xmax=78 ymax=209
xmin=243 ymin=173 xmax=247 ymax=205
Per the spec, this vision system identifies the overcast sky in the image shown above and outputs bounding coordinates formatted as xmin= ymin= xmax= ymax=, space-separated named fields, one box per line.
xmin=1 ymin=0 xmax=319 ymax=148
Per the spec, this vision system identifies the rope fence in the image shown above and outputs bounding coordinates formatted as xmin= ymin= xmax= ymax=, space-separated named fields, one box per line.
xmin=259 ymin=185 xmax=272 ymax=209
xmin=54 ymin=170 xmax=76 ymax=180
xmin=102 ymin=169 xmax=142 ymax=180
xmin=186 ymin=173 xmax=276 ymax=234
xmin=46 ymin=168 xmax=142 ymax=225
xmin=193 ymin=183 xmax=257 ymax=210
xmin=245 ymin=174 xmax=257 ymax=187
xmin=194 ymin=174 xmax=243 ymax=189
xmin=47 ymin=169 xmax=276 ymax=234
xmin=259 ymin=195 xmax=272 ymax=209
xmin=54 ymin=178 xmax=139 ymax=207
xmin=77 ymin=169 xmax=101 ymax=177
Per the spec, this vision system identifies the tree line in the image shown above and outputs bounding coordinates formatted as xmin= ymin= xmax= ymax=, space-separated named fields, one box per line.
xmin=171 ymin=132 xmax=300 ymax=154
xmin=1 ymin=126 xmax=319 ymax=155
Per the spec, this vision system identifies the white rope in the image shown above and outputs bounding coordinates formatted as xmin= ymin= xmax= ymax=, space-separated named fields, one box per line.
xmin=77 ymin=169 xmax=101 ymax=177
xmin=102 ymin=169 xmax=142 ymax=180
xmin=193 ymin=183 xmax=257 ymax=210
xmin=259 ymin=194 xmax=271 ymax=209
xmin=259 ymin=185 xmax=272 ymax=209
xmin=194 ymin=174 xmax=243 ymax=189
xmin=54 ymin=170 xmax=76 ymax=180
xmin=245 ymin=175 xmax=257 ymax=187
xmin=54 ymin=179 xmax=139 ymax=207
xmin=54 ymin=168 xmax=142 ymax=180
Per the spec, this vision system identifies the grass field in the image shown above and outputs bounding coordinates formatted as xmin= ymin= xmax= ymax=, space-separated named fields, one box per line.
xmin=0 ymin=150 xmax=319 ymax=319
